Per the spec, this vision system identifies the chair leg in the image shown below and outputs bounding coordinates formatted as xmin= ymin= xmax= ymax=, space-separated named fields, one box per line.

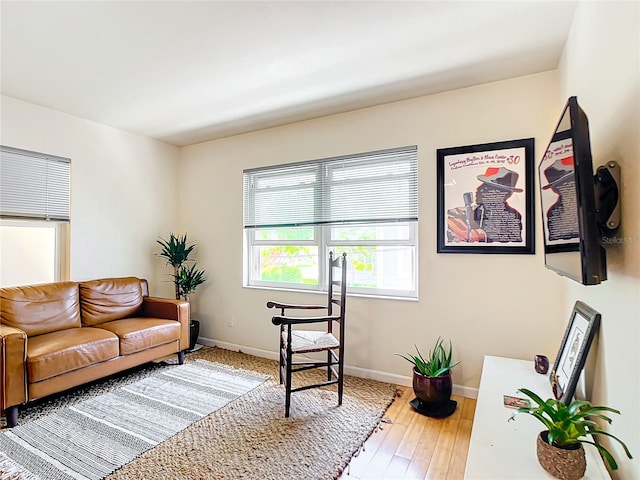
xmin=338 ymin=351 xmax=345 ymax=406
xmin=327 ymin=351 xmax=332 ymax=381
xmin=284 ymin=325 xmax=293 ymax=417
xmin=177 ymin=351 xmax=185 ymax=365
xmin=5 ymin=405 xmax=19 ymax=427
xmin=279 ymin=325 xmax=285 ymax=384
xmin=285 ymin=352 xmax=292 ymax=417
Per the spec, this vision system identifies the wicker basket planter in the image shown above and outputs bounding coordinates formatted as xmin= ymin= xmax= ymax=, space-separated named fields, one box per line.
xmin=536 ymin=431 xmax=586 ymax=480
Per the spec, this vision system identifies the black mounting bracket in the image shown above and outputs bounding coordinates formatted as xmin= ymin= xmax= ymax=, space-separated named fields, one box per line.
xmin=594 ymin=161 xmax=621 ymax=233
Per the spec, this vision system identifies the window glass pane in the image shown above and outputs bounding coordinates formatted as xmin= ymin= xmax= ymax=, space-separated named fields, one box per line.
xmin=330 ymin=224 xmax=411 ymax=242
xmin=257 ymin=245 xmax=319 ymax=285
xmin=0 ymin=224 xmax=56 ymax=287
xmin=332 ymin=245 xmax=415 ymax=291
xmin=255 ymin=227 xmax=315 ymax=241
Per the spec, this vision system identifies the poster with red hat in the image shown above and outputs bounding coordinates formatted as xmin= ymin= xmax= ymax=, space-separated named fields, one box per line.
xmin=538 ymin=137 xmax=580 ymax=246
xmin=436 ymin=138 xmax=535 ymax=254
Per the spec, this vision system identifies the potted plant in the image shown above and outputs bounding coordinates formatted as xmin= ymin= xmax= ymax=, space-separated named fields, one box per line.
xmin=157 ymin=233 xmax=207 ymax=351
xmin=397 ymin=337 xmax=460 ymax=412
xmin=509 ymin=387 xmax=632 ymax=480
xmin=175 ymin=263 xmax=207 ymax=303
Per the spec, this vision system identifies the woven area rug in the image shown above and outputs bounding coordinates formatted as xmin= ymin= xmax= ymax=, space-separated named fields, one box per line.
xmin=1 ymin=347 xmax=397 ymax=479
xmin=0 ymin=359 xmax=267 ymax=479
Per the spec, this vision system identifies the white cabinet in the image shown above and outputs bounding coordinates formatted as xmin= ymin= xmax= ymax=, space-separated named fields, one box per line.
xmin=465 ymin=356 xmax=610 ymax=479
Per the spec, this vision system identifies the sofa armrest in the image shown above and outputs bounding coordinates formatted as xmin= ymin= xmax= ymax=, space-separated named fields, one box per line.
xmin=142 ymin=297 xmax=190 ymax=351
xmin=0 ymin=325 xmax=28 ymax=413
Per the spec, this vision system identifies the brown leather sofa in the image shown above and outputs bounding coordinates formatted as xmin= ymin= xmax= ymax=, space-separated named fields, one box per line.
xmin=0 ymin=277 xmax=190 ymax=427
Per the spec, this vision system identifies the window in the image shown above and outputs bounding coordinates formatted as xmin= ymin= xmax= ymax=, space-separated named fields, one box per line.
xmin=243 ymin=146 xmax=418 ymax=298
xmin=0 ymin=145 xmax=71 ymax=287
xmin=0 ymin=219 xmax=69 ymax=287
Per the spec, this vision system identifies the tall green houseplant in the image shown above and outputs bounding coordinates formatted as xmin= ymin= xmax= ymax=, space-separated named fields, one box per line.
xmin=156 ymin=232 xmax=206 ymax=301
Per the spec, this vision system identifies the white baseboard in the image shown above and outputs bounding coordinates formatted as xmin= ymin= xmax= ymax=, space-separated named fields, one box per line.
xmin=199 ymin=337 xmax=478 ymax=399
xmin=202 ymin=338 xmax=279 ymax=362
xmin=453 ymin=384 xmax=478 ymax=399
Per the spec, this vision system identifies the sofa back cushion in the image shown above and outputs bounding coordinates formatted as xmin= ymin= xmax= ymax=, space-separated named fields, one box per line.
xmin=0 ymin=282 xmax=81 ymax=336
xmin=80 ymin=277 xmax=144 ymax=326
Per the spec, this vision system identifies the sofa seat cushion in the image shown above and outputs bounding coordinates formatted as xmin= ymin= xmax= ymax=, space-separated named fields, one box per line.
xmin=27 ymin=328 xmax=119 ymax=383
xmin=94 ymin=318 xmax=181 ymax=355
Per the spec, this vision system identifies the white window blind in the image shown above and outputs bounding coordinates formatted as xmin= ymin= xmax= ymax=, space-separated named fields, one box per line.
xmin=0 ymin=145 xmax=71 ymax=221
xmin=243 ymin=146 xmax=418 ymax=229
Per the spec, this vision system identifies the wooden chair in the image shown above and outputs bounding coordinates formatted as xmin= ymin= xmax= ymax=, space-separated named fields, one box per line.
xmin=267 ymin=252 xmax=347 ymax=417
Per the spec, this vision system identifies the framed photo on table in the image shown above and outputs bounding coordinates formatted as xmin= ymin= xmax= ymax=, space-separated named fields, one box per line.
xmin=436 ymin=138 xmax=535 ymax=254
xmin=550 ymin=301 xmax=601 ymax=404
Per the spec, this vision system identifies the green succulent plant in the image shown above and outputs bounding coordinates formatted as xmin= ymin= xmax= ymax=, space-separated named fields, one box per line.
xmin=396 ymin=337 xmax=460 ymax=377
xmin=509 ymin=387 xmax=632 ymax=470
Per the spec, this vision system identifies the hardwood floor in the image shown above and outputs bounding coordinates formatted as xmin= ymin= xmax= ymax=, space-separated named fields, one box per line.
xmin=339 ymin=386 xmax=476 ymax=480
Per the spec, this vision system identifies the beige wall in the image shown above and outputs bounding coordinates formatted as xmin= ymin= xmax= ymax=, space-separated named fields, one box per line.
xmin=179 ymin=70 xmax=569 ymax=394
xmin=1 ymin=3 xmax=636 ymax=475
xmin=0 ymin=95 xmax=180 ymax=297
xmin=557 ymin=2 xmax=639 ymax=478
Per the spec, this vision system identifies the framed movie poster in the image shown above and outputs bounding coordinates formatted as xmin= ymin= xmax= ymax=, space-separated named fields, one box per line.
xmin=436 ymin=138 xmax=535 ymax=254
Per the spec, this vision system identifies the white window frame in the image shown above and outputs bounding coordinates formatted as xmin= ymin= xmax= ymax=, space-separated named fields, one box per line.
xmin=246 ymin=222 xmax=418 ymax=298
xmin=243 ymin=146 xmax=418 ymax=299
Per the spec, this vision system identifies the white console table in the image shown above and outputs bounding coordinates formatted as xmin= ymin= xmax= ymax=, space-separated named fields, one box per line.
xmin=465 ymin=356 xmax=610 ymax=479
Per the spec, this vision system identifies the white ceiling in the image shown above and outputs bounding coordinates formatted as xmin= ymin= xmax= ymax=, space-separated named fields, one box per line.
xmin=1 ymin=1 xmax=578 ymax=147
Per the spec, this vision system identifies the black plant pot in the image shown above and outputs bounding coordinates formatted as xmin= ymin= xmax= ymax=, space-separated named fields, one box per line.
xmin=410 ymin=368 xmax=457 ymax=418
xmin=412 ymin=368 xmax=452 ymax=407
xmin=189 ymin=319 xmax=200 ymax=351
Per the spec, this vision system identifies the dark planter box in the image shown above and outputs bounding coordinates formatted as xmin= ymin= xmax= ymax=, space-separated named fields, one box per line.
xmin=189 ymin=319 xmax=200 ymax=351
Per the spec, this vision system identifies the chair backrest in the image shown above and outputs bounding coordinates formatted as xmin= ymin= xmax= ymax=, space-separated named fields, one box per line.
xmin=327 ymin=252 xmax=347 ymax=334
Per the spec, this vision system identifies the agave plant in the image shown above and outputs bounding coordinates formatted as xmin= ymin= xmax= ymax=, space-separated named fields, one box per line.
xmin=396 ymin=337 xmax=460 ymax=377
xmin=509 ymin=387 xmax=633 ymax=470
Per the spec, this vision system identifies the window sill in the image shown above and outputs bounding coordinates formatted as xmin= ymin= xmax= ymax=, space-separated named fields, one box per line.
xmin=243 ymin=284 xmax=418 ymax=302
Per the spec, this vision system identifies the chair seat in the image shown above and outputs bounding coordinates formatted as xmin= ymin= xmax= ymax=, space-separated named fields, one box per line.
xmin=285 ymin=330 xmax=340 ymax=353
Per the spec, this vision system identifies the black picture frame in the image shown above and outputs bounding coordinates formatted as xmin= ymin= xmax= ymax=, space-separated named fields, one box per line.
xmin=550 ymin=301 xmax=601 ymax=404
xmin=436 ymin=138 xmax=535 ymax=254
